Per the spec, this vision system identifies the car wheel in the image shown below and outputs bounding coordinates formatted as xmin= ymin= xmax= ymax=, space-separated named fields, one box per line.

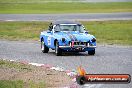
xmin=76 ymin=76 xmax=86 ymax=85
xmin=41 ymin=40 xmax=49 ymax=53
xmin=88 ymin=49 xmax=95 ymax=55
xmin=55 ymin=41 xmax=62 ymax=56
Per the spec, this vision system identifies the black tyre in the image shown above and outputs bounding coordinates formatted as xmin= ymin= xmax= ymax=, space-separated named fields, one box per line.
xmin=55 ymin=41 xmax=62 ymax=56
xmin=88 ymin=49 xmax=95 ymax=55
xmin=41 ymin=40 xmax=49 ymax=53
xmin=76 ymin=76 xmax=86 ymax=85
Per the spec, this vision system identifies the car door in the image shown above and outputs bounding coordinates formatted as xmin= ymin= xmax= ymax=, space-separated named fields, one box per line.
xmin=46 ymin=23 xmax=56 ymax=49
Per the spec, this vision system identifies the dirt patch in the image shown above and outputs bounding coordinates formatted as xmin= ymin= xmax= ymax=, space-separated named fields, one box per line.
xmin=0 ymin=60 xmax=73 ymax=88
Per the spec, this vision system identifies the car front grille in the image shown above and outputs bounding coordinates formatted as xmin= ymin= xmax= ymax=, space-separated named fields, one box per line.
xmin=69 ymin=41 xmax=88 ymax=46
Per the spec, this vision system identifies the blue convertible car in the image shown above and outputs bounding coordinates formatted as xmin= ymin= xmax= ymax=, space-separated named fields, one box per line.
xmin=40 ymin=21 xmax=96 ymax=56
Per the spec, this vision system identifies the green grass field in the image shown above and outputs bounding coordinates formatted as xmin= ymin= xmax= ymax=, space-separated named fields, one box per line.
xmin=0 ymin=2 xmax=132 ymax=13
xmin=0 ymin=22 xmax=50 ymax=40
xmin=82 ymin=21 xmax=132 ymax=45
xmin=0 ymin=21 xmax=132 ymax=45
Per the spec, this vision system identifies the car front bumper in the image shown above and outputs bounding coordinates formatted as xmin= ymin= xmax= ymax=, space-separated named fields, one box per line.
xmin=59 ymin=45 xmax=96 ymax=49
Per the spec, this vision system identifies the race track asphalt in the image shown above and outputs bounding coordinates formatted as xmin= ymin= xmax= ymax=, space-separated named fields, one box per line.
xmin=0 ymin=12 xmax=132 ymax=21
xmin=0 ymin=40 xmax=132 ymax=88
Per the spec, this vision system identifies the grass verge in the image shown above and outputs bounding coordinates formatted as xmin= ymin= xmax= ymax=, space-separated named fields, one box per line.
xmin=0 ymin=59 xmax=71 ymax=88
xmin=0 ymin=80 xmax=24 ymax=88
xmin=0 ymin=2 xmax=132 ymax=13
xmin=0 ymin=21 xmax=132 ymax=45
xmin=0 ymin=80 xmax=45 ymax=88
xmin=82 ymin=21 xmax=132 ymax=45
xmin=0 ymin=59 xmax=33 ymax=71
xmin=0 ymin=60 xmax=46 ymax=88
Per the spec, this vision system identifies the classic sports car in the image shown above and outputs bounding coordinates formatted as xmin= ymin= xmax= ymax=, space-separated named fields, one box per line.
xmin=40 ymin=21 xmax=96 ymax=56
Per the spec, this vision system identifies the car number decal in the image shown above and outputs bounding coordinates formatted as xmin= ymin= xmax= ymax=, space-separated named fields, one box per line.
xmin=47 ymin=37 xmax=51 ymax=45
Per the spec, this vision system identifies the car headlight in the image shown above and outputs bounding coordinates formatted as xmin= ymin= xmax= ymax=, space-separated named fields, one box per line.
xmin=91 ymin=38 xmax=96 ymax=42
xmin=62 ymin=38 xmax=65 ymax=42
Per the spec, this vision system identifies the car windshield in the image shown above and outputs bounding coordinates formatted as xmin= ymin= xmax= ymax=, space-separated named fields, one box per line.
xmin=54 ymin=24 xmax=85 ymax=33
